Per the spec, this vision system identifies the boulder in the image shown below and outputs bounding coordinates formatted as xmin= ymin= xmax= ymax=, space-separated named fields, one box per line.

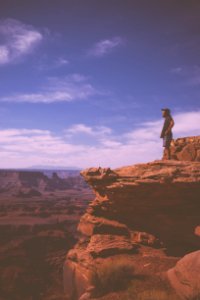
xmin=170 ymin=136 xmax=200 ymax=161
xmin=167 ymin=250 xmax=200 ymax=300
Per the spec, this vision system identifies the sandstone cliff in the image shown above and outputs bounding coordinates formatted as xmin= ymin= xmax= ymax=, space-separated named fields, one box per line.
xmin=64 ymin=137 xmax=200 ymax=300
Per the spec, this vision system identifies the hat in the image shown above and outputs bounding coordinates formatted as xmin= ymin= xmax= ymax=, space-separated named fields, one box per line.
xmin=161 ymin=108 xmax=171 ymax=113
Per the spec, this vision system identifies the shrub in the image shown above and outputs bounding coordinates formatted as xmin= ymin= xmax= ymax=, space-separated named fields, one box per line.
xmin=90 ymin=258 xmax=134 ymax=296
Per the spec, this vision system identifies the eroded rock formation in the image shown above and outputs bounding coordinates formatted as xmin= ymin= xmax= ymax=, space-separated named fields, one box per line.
xmin=0 ymin=170 xmax=87 ymax=194
xmin=169 ymin=136 xmax=200 ymax=161
xmin=64 ymin=137 xmax=200 ymax=300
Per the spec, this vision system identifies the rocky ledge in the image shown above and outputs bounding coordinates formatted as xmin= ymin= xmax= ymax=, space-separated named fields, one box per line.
xmin=64 ymin=138 xmax=200 ymax=300
xmin=167 ymin=135 xmax=200 ymax=161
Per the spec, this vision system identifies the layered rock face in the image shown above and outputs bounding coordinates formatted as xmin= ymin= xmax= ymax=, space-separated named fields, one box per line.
xmin=0 ymin=170 xmax=87 ymax=194
xmin=169 ymin=136 xmax=200 ymax=161
xmin=64 ymin=158 xmax=200 ymax=299
xmin=80 ymin=161 xmax=200 ymax=254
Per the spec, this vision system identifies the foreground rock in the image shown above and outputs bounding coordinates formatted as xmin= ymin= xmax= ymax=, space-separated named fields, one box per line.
xmin=167 ymin=251 xmax=200 ymax=300
xmin=64 ymin=141 xmax=200 ymax=299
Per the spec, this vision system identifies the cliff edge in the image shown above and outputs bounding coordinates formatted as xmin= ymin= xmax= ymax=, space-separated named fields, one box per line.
xmin=64 ymin=136 xmax=200 ymax=300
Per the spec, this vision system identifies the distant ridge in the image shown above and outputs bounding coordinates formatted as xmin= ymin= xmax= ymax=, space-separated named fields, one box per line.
xmin=28 ymin=165 xmax=81 ymax=170
xmin=0 ymin=168 xmax=82 ymax=179
xmin=0 ymin=166 xmax=81 ymax=171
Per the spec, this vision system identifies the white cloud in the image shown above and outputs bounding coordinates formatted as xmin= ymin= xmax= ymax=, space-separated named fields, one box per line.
xmin=0 ymin=19 xmax=43 ymax=64
xmin=125 ymin=121 xmax=162 ymax=142
xmin=66 ymin=124 xmax=94 ymax=135
xmin=173 ymin=111 xmax=200 ymax=136
xmin=0 ymin=111 xmax=199 ymax=169
xmin=0 ymin=46 xmax=9 ymax=64
xmin=37 ymin=56 xmax=69 ymax=71
xmin=88 ymin=37 xmax=124 ymax=57
xmin=125 ymin=111 xmax=200 ymax=143
xmin=0 ymin=74 xmax=98 ymax=103
xmin=56 ymin=57 xmax=69 ymax=66
xmin=65 ymin=124 xmax=112 ymax=136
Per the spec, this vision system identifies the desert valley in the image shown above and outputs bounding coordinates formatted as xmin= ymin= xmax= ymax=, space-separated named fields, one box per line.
xmin=0 ymin=170 xmax=94 ymax=300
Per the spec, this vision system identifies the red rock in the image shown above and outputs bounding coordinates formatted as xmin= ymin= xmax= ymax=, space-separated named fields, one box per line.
xmin=64 ymin=140 xmax=200 ymax=299
xmin=86 ymin=234 xmax=137 ymax=257
xmin=177 ymin=143 xmax=196 ymax=161
xmin=80 ymin=160 xmax=200 ymax=255
xmin=78 ymin=214 xmax=130 ymax=236
xmin=130 ymin=230 xmax=162 ymax=247
xmin=195 ymin=226 xmax=200 ymax=237
xmin=167 ymin=250 xmax=200 ymax=300
xmin=170 ymin=136 xmax=200 ymax=161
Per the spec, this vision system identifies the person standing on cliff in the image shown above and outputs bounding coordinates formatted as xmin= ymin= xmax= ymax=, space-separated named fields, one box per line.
xmin=160 ymin=108 xmax=174 ymax=160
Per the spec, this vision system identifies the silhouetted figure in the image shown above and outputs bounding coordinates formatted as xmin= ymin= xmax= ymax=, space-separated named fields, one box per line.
xmin=160 ymin=108 xmax=174 ymax=160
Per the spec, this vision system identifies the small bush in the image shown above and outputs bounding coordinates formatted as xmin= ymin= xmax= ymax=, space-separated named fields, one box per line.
xmin=90 ymin=258 xmax=134 ymax=296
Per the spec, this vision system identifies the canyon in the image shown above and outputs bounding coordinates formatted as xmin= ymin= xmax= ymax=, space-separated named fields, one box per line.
xmin=64 ymin=136 xmax=200 ymax=300
xmin=1 ymin=136 xmax=200 ymax=300
xmin=0 ymin=170 xmax=94 ymax=300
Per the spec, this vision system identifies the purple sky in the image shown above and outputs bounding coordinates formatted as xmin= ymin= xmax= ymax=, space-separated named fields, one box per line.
xmin=0 ymin=0 xmax=200 ymax=168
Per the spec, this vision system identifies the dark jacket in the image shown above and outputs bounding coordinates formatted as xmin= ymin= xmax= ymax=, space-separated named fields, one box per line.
xmin=160 ymin=115 xmax=173 ymax=138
